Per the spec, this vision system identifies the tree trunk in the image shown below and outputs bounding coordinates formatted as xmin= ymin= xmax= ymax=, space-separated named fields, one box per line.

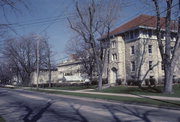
xmin=48 ymin=56 xmax=51 ymax=88
xmin=164 ymin=66 xmax=173 ymax=94
xmin=48 ymin=69 xmax=51 ymax=88
xmin=98 ymin=73 xmax=103 ymax=90
xmin=163 ymin=0 xmax=173 ymax=94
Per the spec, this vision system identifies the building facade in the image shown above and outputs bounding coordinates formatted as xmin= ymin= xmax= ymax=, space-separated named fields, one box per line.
xmin=102 ymin=14 xmax=180 ymax=85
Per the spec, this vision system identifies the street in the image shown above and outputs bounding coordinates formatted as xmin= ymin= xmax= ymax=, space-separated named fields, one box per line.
xmin=0 ymin=88 xmax=180 ymax=122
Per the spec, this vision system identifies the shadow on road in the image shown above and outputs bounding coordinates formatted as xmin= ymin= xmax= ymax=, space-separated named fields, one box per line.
xmin=70 ymin=104 xmax=89 ymax=122
xmin=104 ymin=104 xmax=156 ymax=122
xmin=23 ymin=101 xmax=52 ymax=122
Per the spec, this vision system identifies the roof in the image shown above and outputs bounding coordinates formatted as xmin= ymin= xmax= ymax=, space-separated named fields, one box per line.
xmin=107 ymin=14 xmax=178 ymax=37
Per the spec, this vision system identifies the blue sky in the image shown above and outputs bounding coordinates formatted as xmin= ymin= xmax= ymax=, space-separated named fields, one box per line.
xmin=0 ymin=0 xmax=178 ymax=63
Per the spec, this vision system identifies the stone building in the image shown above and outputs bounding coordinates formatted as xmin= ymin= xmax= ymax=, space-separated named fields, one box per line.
xmin=102 ymin=14 xmax=180 ymax=85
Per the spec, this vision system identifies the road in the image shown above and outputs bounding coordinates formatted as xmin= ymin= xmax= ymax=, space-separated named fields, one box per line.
xmin=0 ymin=88 xmax=180 ymax=122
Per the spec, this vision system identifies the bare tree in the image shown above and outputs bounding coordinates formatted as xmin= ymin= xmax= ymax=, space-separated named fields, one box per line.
xmin=68 ymin=0 xmax=123 ymax=90
xmin=41 ymin=37 xmax=54 ymax=88
xmin=152 ymin=0 xmax=180 ymax=94
xmin=0 ymin=60 xmax=13 ymax=84
xmin=65 ymin=36 xmax=96 ymax=83
xmin=2 ymin=34 xmax=53 ymax=86
xmin=135 ymin=37 xmax=159 ymax=87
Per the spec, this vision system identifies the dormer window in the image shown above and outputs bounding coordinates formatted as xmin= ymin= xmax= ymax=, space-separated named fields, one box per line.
xmin=143 ymin=29 xmax=147 ymax=35
xmin=125 ymin=33 xmax=129 ymax=40
xmin=134 ymin=30 xmax=139 ymax=38
xmin=130 ymin=31 xmax=134 ymax=39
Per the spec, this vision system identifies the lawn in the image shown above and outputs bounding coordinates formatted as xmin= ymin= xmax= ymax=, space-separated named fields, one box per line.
xmin=96 ymin=84 xmax=180 ymax=97
xmin=47 ymin=85 xmax=97 ymax=91
xmin=30 ymin=88 xmax=180 ymax=109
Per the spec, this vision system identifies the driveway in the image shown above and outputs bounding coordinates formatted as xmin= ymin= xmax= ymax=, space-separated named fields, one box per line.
xmin=0 ymin=88 xmax=179 ymax=122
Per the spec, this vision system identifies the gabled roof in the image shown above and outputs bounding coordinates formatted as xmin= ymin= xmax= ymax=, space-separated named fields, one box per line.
xmin=108 ymin=14 xmax=178 ymax=37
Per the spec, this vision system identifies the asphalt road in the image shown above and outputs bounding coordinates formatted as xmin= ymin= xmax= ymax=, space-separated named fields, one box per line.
xmin=0 ymin=88 xmax=180 ymax=122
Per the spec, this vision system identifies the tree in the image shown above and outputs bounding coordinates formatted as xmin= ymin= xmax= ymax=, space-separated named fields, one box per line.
xmin=41 ymin=36 xmax=54 ymax=88
xmin=68 ymin=0 xmax=123 ymax=90
xmin=152 ymin=0 xmax=180 ymax=94
xmin=0 ymin=60 xmax=13 ymax=84
xmin=2 ymin=34 xmax=53 ymax=86
xmin=65 ymin=36 xmax=96 ymax=83
xmin=135 ymin=37 xmax=159 ymax=86
xmin=0 ymin=0 xmax=28 ymax=54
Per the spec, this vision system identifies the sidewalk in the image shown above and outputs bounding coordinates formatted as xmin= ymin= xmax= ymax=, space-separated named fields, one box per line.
xmin=22 ymin=87 xmax=180 ymax=102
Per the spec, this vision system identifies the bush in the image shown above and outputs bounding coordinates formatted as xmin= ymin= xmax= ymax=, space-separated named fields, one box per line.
xmin=102 ymin=78 xmax=108 ymax=84
xmin=126 ymin=79 xmax=141 ymax=86
xmin=127 ymin=79 xmax=133 ymax=85
xmin=149 ymin=78 xmax=156 ymax=86
xmin=144 ymin=78 xmax=157 ymax=87
xmin=116 ymin=79 xmax=123 ymax=85
xmin=173 ymin=78 xmax=180 ymax=84
xmin=145 ymin=79 xmax=150 ymax=86
xmin=91 ymin=79 xmax=98 ymax=85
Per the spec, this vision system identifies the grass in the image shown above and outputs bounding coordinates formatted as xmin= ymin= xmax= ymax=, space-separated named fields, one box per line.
xmin=30 ymin=88 xmax=180 ymax=109
xmin=0 ymin=116 xmax=5 ymax=122
xmin=96 ymin=84 xmax=180 ymax=97
xmin=45 ymin=85 xmax=97 ymax=91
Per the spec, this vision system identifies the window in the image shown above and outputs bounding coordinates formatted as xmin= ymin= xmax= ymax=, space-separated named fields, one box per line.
xmin=111 ymin=41 xmax=116 ymax=48
xmin=148 ymin=45 xmax=152 ymax=53
xmin=143 ymin=29 xmax=147 ymax=35
xmin=131 ymin=46 xmax=135 ymax=54
xmin=125 ymin=32 xmax=129 ymax=40
xmin=130 ymin=31 xmax=134 ymax=39
xmin=131 ymin=61 xmax=135 ymax=71
xmin=134 ymin=30 xmax=139 ymax=38
xmin=64 ymin=72 xmax=73 ymax=76
xmin=148 ymin=30 xmax=152 ymax=37
xmin=112 ymin=54 xmax=117 ymax=61
xmin=149 ymin=61 xmax=153 ymax=70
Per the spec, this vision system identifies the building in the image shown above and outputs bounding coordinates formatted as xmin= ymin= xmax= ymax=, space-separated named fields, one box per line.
xmin=58 ymin=59 xmax=85 ymax=82
xmin=31 ymin=69 xmax=59 ymax=85
xmin=30 ymin=55 xmax=90 ymax=86
xmin=101 ymin=14 xmax=180 ymax=85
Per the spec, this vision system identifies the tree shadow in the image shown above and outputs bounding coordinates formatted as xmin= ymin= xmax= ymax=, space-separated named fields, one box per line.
xmin=103 ymin=105 xmax=122 ymax=122
xmin=23 ymin=101 xmax=52 ymax=122
xmin=122 ymin=86 xmax=162 ymax=94
xmin=70 ymin=104 xmax=89 ymax=122
xmin=6 ymin=101 xmax=52 ymax=122
xmin=103 ymin=104 xmax=155 ymax=122
xmin=131 ymin=94 xmax=180 ymax=107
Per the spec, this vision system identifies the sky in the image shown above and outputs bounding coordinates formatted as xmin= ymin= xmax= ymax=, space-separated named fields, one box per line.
xmin=0 ymin=0 xmax=178 ymax=63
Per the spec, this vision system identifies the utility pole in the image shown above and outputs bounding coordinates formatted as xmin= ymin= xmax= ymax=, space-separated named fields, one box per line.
xmin=36 ymin=37 xmax=40 ymax=89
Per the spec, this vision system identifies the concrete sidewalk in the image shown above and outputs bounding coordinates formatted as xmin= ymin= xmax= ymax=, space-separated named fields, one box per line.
xmin=22 ymin=87 xmax=180 ymax=102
